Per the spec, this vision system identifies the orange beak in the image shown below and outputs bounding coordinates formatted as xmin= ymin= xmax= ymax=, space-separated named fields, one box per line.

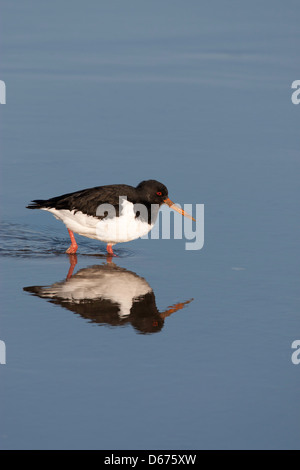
xmin=164 ymin=198 xmax=195 ymax=221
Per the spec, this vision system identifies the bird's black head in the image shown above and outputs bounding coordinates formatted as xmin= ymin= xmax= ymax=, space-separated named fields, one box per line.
xmin=136 ymin=180 xmax=168 ymax=205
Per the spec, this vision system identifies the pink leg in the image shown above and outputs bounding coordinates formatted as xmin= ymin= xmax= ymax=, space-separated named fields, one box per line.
xmin=106 ymin=243 xmax=116 ymax=256
xmin=66 ymin=229 xmax=78 ymax=254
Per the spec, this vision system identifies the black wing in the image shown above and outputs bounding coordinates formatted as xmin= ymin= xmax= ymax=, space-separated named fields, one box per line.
xmin=26 ymin=184 xmax=137 ymax=217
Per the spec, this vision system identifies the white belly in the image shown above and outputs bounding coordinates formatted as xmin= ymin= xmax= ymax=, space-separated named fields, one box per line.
xmin=44 ymin=199 xmax=157 ymax=243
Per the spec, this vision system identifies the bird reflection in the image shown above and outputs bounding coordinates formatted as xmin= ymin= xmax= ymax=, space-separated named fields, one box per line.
xmin=23 ymin=255 xmax=193 ymax=334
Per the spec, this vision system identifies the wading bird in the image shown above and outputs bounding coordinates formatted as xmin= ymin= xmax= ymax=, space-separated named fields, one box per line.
xmin=27 ymin=180 xmax=194 ymax=255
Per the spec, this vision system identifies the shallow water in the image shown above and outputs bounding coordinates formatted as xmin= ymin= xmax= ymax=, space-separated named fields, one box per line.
xmin=0 ymin=0 xmax=299 ymax=450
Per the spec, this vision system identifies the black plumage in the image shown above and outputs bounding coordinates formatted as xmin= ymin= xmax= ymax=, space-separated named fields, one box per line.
xmin=26 ymin=180 xmax=169 ymax=223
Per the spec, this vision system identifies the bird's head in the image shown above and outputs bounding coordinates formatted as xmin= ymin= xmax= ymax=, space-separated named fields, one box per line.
xmin=136 ymin=180 xmax=195 ymax=220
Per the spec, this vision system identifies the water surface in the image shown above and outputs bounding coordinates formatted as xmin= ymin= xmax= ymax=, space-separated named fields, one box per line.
xmin=0 ymin=0 xmax=299 ymax=450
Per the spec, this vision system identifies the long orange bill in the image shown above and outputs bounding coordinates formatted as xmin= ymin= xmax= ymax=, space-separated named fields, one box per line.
xmin=164 ymin=198 xmax=195 ymax=221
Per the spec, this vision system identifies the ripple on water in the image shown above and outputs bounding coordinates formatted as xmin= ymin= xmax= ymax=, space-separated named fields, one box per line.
xmin=0 ymin=222 xmax=133 ymax=258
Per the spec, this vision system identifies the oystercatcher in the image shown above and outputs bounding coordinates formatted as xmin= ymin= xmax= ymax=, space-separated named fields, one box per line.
xmin=26 ymin=179 xmax=194 ymax=255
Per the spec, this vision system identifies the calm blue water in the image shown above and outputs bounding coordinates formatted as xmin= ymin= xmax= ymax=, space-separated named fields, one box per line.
xmin=0 ymin=0 xmax=299 ymax=450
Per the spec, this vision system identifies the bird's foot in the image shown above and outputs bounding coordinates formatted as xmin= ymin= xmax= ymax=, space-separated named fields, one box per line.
xmin=106 ymin=244 xmax=117 ymax=257
xmin=66 ymin=245 xmax=78 ymax=254
xmin=66 ymin=229 xmax=78 ymax=254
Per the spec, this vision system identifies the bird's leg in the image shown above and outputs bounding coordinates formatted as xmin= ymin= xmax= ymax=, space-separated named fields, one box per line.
xmin=66 ymin=229 xmax=78 ymax=254
xmin=106 ymin=243 xmax=116 ymax=256
xmin=66 ymin=254 xmax=78 ymax=280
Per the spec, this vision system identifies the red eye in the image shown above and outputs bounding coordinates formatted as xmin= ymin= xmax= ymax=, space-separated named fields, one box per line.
xmin=157 ymin=191 xmax=162 ymax=196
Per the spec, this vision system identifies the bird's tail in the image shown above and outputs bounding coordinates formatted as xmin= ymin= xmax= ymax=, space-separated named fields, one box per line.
xmin=26 ymin=200 xmax=47 ymax=209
